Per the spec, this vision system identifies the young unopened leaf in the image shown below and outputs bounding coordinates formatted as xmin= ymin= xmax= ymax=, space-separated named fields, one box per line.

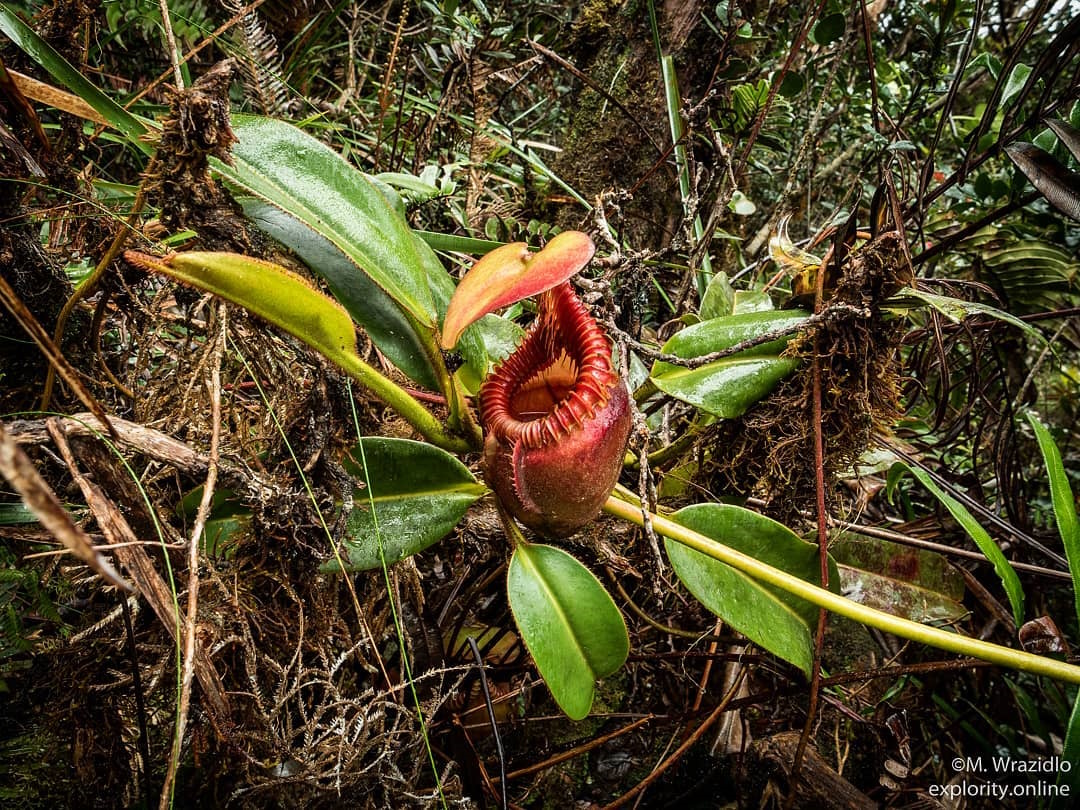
xmin=507 ymin=541 xmax=629 ymax=720
xmin=650 ymin=310 xmax=807 ymax=417
xmin=324 ymin=438 xmax=487 ymax=572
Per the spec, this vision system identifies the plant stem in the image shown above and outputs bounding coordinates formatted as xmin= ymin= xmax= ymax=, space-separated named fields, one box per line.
xmin=603 ymin=495 xmax=1080 ymax=685
xmin=335 ymin=352 xmax=471 ymax=454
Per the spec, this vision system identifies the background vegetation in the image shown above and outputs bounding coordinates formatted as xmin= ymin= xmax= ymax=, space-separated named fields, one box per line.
xmin=1 ymin=0 xmax=1078 ymax=807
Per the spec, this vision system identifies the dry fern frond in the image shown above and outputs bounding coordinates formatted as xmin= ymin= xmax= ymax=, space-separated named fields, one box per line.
xmin=224 ymin=0 xmax=290 ymax=115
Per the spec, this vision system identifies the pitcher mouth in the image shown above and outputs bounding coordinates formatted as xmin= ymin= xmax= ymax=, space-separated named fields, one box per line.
xmin=479 ymin=282 xmax=619 ymax=450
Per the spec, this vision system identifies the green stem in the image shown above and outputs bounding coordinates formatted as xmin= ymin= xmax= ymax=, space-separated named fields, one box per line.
xmin=335 ymin=352 xmax=471 ymax=454
xmin=603 ymin=495 xmax=1080 ymax=685
xmin=429 ymin=346 xmax=483 ymax=451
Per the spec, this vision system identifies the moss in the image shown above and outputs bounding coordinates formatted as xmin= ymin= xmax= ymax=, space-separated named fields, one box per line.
xmin=575 ymin=0 xmax=632 ymax=38
xmin=551 ymin=32 xmax=679 ymax=248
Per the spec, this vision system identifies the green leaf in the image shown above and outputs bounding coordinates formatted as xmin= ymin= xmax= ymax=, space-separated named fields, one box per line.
xmin=650 ymin=310 xmax=808 ymax=417
xmin=214 ymin=115 xmax=442 ymax=328
xmin=417 ymin=231 xmax=504 ymax=255
xmin=127 ymin=250 xmax=359 ymax=367
xmin=1001 ymin=63 xmax=1032 ymax=109
xmin=666 ymin=504 xmax=835 ymax=676
xmin=1057 ymin=695 xmax=1080 ymax=807
xmin=732 ymin=290 xmax=774 ymax=314
xmin=778 ymin=71 xmax=805 ymax=98
xmin=699 ymin=271 xmax=735 ymax=319
xmin=901 ymin=288 xmax=1046 ymax=344
xmin=323 ymin=438 xmax=486 ymax=572
xmin=0 ymin=5 xmax=152 ymax=151
xmin=811 ymin=12 xmax=846 ymax=45
xmin=241 ymin=199 xmax=442 ymax=389
xmin=0 ymin=502 xmax=41 ymax=525
xmin=507 ymin=542 xmax=629 ymax=720
xmin=903 ymin=463 xmax=1025 ymax=626
xmin=1025 ymin=411 xmax=1080 ymax=628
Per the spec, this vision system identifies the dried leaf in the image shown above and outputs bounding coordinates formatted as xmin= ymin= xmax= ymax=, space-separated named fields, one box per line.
xmin=1005 ymin=141 xmax=1080 ymax=222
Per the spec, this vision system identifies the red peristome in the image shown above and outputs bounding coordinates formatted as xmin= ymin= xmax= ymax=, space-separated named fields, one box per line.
xmin=480 ymin=282 xmax=632 ymax=537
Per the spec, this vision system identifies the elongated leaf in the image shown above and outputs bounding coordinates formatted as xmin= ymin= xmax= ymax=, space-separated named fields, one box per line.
xmin=1047 ymin=118 xmax=1080 ymax=163
xmin=902 ymin=287 xmax=1046 ymax=344
xmin=242 ymin=199 xmax=442 ymax=389
xmin=1026 ymin=412 xmax=1080 ymax=628
xmin=1005 ymin=142 xmax=1080 ymax=223
xmin=507 ymin=541 xmax=629 ymax=720
xmin=1058 ymin=695 xmax=1080 ymax=806
xmin=978 ymin=238 xmax=1080 ymax=313
xmin=214 ymin=115 xmax=441 ymax=327
xmin=666 ymin=503 xmax=838 ymax=676
xmin=417 ymin=231 xmax=504 ymax=255
xmin=832 ymin=534 xmax=968 ymax=625
xmin=650 ymin=311 xmax=808 ymax=417
xmin=125 ymin=250 xmax=359 ymax=367
xmin=324 ymin=438 xmax=487 ymax=572
xmin=0 ymin=5 xmax=151 ymax=151
xmin=903 ymin=463 xmax=1025 ymax=627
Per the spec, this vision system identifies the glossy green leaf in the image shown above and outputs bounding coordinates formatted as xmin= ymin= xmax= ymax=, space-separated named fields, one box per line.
xmin=699 ymin=271 xmax=735 ymax=319
xmin=650 ymin=310 xmax=808 ymax=417
xmin=902 ymin=288 xmax=1046 ymax=344
xmin=1001 ymin=63 xmax=1032 ymax=109
xmin=732 ymin=290 xmax=774 ymax=314
xmin=831 ymin=534 xmax=968 ymax=625
xmin=0 ymin=502 xmax=40 ymax=524
xmin=242 ymin=199 xmax=442 ymax=389
xmin=666 ymin=504 xmax=835 ymax=676
xmin=1026 ymin=411 xmax=1080 ymax=628
xmin=507 ymin=541 xmax=629 ymax=720
xmin=0 ymin=5 xmax=152 ymax=151
xmin=904 ymin=464 xmax=1025 ymax=626
xmin=324 ymin=438 xmax=487 ymax=572
xmin=175 ymin=487 xmax=250 ymax=560
xmin=214 ymin=115 xmax=441 ymax=328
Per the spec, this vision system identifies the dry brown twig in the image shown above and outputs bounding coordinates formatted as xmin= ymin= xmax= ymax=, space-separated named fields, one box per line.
xmin=0 ymin=422 xmax=130 ymax=592
xmin=159 ymin=302 xmax=226 ymax=809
